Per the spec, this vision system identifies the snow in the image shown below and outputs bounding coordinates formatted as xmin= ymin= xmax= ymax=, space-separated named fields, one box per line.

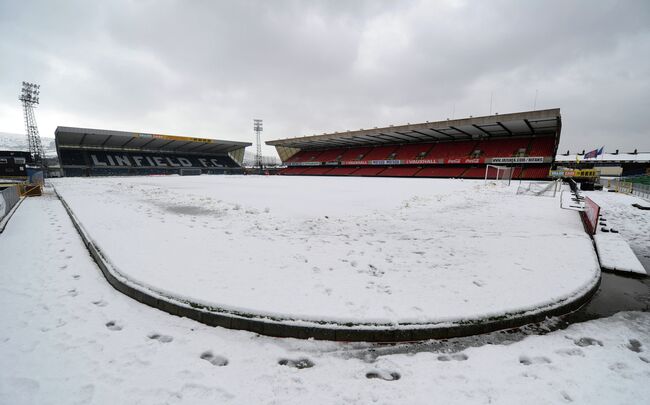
xmin=0 ymin=131 xmax=56 ymax=156
xmin=595 ymin=233 xmax=647 ymax=275
xmin=1 ymin=191 xmax=649 ymax=404
xmin=51 ymin=176 xmax=600 ymax=326
xmin=556 ymin=152 xmax=650 ymax=163
xmin=584 ymin=190 xmax=650 ymax=273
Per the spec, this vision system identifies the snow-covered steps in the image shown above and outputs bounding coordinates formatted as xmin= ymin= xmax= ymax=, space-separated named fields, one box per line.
xmin=594 ymin=233 xmax=647 ymax=276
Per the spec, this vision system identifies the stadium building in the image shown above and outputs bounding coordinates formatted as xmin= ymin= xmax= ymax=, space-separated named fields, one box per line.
xmin=0 ymin=150 xmax=30 ymax=179
xmin=267 ymin=109 xmax=561 ymax=180
xmin=55 ymin=127 xmax=250 ymax=177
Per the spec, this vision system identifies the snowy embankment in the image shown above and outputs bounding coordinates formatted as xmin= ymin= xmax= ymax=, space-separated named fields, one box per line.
xmin=585 ymin=190 xmax=650 ymax=273
xmin=0 ymin=193 xmax=648 ymax=404
xmin=52 ymin=176 xmax=600 ymax=326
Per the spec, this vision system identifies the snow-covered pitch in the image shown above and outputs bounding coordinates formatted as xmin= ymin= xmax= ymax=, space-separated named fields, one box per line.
xmin=52 ymin=176 xmax=600 ymax=328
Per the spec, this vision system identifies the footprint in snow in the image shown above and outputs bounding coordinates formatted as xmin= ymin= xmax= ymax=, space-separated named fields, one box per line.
xmin=148 ymin=333 xmax=173 ymax=343
xmin=626 ymin=339 xmax=643 ymax=353
xmin=92 ymin=300 xmax=108 ymax=307
xmin=519 ymin=355 xmax=551 ymax=365
xmin=573 ymin=337 xmax=603 ymax=347
xmin=105 ymin=321 xmax=122 ymax=331
xmin=437 ymin=353 xmax=468 ymax=362
xmin=278 ymin=358 xmax=314 ymax=369
xmin=555 ymin=348 xmax=584 ymax=357
xmin=200 ymin=351 xmax=228 ymax=366
xmin=365 ymin=371 xmax=401 ymax=381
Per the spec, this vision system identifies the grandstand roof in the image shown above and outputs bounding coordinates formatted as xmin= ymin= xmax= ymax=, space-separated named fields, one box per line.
xmin=55 ymin=126 xmax=251 ymax=154
xmin=267 ymin=109 xmax=561 ymax=150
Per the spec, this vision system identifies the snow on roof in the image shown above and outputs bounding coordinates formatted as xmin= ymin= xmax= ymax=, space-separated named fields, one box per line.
xmin=555 ymin=152 xmax=650 ymax=163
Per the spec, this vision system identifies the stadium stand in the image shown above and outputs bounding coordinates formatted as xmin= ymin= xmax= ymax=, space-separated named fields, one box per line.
xmin=353 ymin=167 xmax=387 ymax=176
xmin=268 ymin=109 xmax=561 ymax=180
xmin=327 ymin=167 xmax=361 ymax=176
xmin=55 ymin=127 xmax=250 ymax=177
xmin=338 ymin=147 xmax=373 ymax=162
xmin=0 ymin=151 xmax=31 ymax=179
xmin=392 ymin=143 xmax=435 ymax=160
xmin=414 ymin=167 xmax=467 ymax=178
xmin=462 ymin=167 xmax=489 ymax=179
xmin=377 ymin=167 xmax=422 ymax=177
xmin=527 ymin=136 xmax=557 ymax=156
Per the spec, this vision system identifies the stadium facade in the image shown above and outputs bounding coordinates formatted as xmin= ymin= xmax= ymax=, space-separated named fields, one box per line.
xmin=55 ymin=127 xmax=250 ymax=177
xmin=0 ymin=150 xmax=30 ymax=179
xmin=267 ymin=109 xmax=561 ymax=180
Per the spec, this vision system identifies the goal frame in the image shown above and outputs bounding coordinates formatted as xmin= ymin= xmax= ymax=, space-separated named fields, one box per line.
xmin=484 ymin=164 xmax=513 ymax=186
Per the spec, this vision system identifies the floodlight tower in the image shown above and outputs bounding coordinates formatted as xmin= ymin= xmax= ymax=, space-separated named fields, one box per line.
xmin=253 ymin=119 xmax=263 ymax=173
xmin=19 ymin=81 xmax=45 ymax=165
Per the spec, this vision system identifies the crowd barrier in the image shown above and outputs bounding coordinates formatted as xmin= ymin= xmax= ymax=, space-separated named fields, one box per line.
xmin=0 ymin=185 xmax=21 ymax=228
xmin=599 ymin=178 xmax=649 ymax=200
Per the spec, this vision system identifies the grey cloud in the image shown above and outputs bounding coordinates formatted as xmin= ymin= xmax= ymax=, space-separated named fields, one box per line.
xmin=0 ymin=0 xmax=648 ymax=154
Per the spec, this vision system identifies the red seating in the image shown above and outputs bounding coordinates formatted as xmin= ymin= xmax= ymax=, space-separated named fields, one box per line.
xmin=414 ymin=167 xmax=466 ymax=177
xmin=461 ymin=167 xmax=487 ymax=178
xmin=353 ymin=167 xmax=387 ymax=176
xmin=327 ymin=167 xmax=359 ymax=176
xmin=280 ymin=167 xmax=309 ymax=175
xmin=377 ymin=167 xmax=421 ymax=177
xmin=520 ymin=166 xmax=551 ymax=179
xmin=338 ymin=147 xmax=373 ymax=162
xmin=527 ymin=137 xmax=556 ymax=156
xmin=362 ymin=145 xmax=399 ymax=161
xmin=316 ymin=148 xmax=346 ymax=162
xmin=287 ymin=150 xmax=322 ymax=163
xmin=392 ymin=143 xmax=436 ymax=160
xmin=511 ymin=166 xmax=523 ymax=180
xmin=475 ymin=138 xmax=529 ymax=158
xmin=428 ymin=141 xmax=477 ymax=159
xmin=301 ymin=167 xmax=334 ymax=175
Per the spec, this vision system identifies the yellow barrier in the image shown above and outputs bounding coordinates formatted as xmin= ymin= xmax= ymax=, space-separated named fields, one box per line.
xmin=549 ymin=169 xmax=598 ymax=178
xmin=18 ymin=184 xmax=42 ymax=197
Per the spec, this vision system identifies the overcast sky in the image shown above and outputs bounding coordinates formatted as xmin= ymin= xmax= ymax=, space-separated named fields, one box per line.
xmin=1 ymin=0 xmax=649 ymax=155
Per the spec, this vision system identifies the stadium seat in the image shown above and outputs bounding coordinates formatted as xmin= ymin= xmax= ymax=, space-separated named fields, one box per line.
xmin=520 ymin=165 xmax=551 ymax=179
xmin=461 ymin=167 xmax=487 ymax=178
xmin=352 ymin=167 xmax=387 ymax=176
xmin=377 ymin=167 xmax=421 ymax=177
xmin=316 ymin=148 xmax=346 ymax=162
xmin=327 ymin=167 xmax=359 ymax=176
xmin=287 ymin=150 xmax=322 ymax=163
xmin=301 ymin=167 xmax=334 ymax=175
xmin=280 ymin=167 xmax=309 ymax=175
xmin=527 ymin=137 xmax=556 ymax=156
xmin=338 ymin=147 xmax=373 ymax=162
xmin=414 ymin=167 xmax=467 ymax=177
xmin=474 ymin=138 xmax=530 ymax=158
xmin=362 ymin=145 xmax=399 ymax=161
xmin=427 ymin=141 xmax=478 ymax=159
xmin=392 ymin=143 xmax=436 ymax=160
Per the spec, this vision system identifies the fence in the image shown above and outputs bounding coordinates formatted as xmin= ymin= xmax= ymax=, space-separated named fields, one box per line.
xmin=599 ymin=177 xmax=650 ymax=200
xmin=0 ymin=185 xmax=21 ymax=223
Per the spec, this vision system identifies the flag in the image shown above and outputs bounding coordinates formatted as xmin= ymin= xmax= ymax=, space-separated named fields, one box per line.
xmin=584 ymin=148 xmax=598 ymax=159
xmin=597 ymin=146 xmax=604 ymax=156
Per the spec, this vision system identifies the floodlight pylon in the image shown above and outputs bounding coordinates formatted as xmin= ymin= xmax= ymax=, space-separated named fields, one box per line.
xmin=19 ymin=81 xmax=45 ymax=165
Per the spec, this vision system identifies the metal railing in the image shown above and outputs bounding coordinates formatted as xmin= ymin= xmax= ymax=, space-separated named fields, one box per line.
xmin=599 ymin=177 xmax=650 ymax=200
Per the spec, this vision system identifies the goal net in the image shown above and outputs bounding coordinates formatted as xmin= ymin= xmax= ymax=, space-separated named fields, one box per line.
xmin=484 ymin=165 xmax=513 ymax=186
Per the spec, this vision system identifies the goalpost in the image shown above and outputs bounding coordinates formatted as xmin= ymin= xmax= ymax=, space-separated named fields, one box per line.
xmin=484 ymin=164 xmax=513 ymax=186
